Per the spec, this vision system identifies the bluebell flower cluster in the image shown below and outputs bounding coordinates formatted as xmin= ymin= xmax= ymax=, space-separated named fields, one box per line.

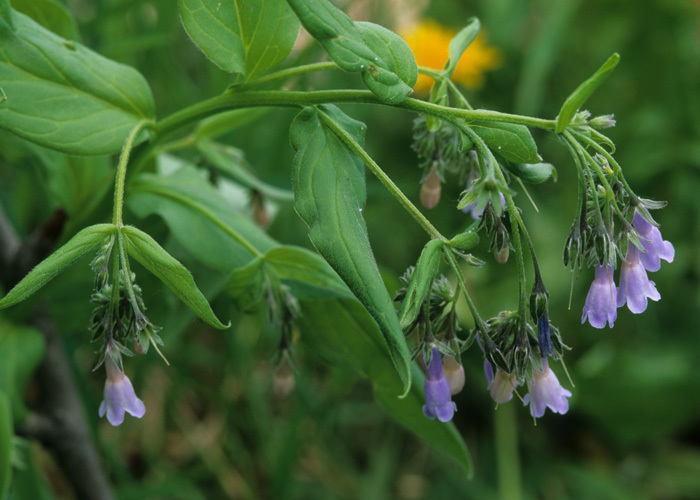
xmin=582 ymin=209 xmax=674 ymax=328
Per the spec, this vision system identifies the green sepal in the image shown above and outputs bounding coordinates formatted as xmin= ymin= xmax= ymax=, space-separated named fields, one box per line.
xmin=119 ymin=225 xmax=229 ymax=330
xmin=470 ymin=120 xmax=541 ymax=164
xmin=399 ymin=239 xmax=444 ymax=329
xmin=503 ymin=162 xmax=557 ymax=184
xmin=442 ymin=18 xmax=480 ymax=78
xmin=555 ymin=53 xmax=620 ymax=133
xmin=286 ymin=0 xmax=417 ymax=104
xmin=0 ymin=224 xmax=117 ymax=309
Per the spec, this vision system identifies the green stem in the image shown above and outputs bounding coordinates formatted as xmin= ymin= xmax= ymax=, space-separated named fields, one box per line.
xmin=112 ymin=120 xmax=153 ymax=227
xmin=317 ymin=108 xmax=443 ymax=240
xmin=238 ymin=62 xmax=340 ymax=89
xmin=495 ymin=403 xmax=522 ymax=500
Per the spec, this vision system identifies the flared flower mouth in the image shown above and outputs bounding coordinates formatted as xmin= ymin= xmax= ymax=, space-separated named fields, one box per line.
xmin=99 ymin=353 xmax=146 ymax=426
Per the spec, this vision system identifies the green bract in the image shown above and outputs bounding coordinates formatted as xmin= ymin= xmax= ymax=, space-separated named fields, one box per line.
xmin=0 ymin=1 xmax=154 ymax=155
xmin=399 ymin=239 xmax=444 ymax=329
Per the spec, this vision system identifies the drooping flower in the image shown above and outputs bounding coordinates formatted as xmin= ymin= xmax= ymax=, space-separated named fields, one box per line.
xmin=581 ymin=265 xmax=618 ymax=328
xmin=462 ymin=191 xmax=507 ymax=220
xmin=484 ymin=360 xmax=517 ymax=404
xmin=524 ymin=358 xmax=572 ymax=418
xmin=442 ymin=354 xmax=465 ymax=395
xmin=423 ymin=346 xmax=457 ymax=422
xmin=99 ymin=346 xmax=146 ymax=426
xmin=633 ymin=211 xmax=674 ymax=272
xmin=400 ymin=20 xmax=501 ymax=93
xmin=617 ymin=241 xmax=661 ymax=314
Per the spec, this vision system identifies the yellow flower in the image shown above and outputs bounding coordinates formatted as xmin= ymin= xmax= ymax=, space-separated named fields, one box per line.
xmin=400 ymin=19 xmax=501 ymax=93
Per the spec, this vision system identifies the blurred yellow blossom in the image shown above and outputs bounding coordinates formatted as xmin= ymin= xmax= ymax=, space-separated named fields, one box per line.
xmin=400 ymin=19 xmax=501 ymax=93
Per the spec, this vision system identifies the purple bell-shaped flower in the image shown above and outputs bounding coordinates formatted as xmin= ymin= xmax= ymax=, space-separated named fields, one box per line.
xmin=581 ymin=265 xmax=618 ymax=328
xmin=617 ymin=241 xmax=661 ymax=314
xmin=633 ymin=211 xmax=674 ymax=272
xmin=423 ymin=346 xmax=457 ymax=422
xmin=524 ymin=358 xmax=572 ymax=418
xmin=99 ymin=344 xmax=146 ymax=426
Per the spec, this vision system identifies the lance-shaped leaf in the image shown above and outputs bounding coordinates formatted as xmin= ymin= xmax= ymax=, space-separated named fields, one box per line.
xmin=442 ymin=18 xmax=480 ymax=79
xmin=287 ymin=0 xmax=417 ymax=104
xmin=179 ymin=0 xmax=299 ymax=81
xmin=119 ymin=225 xmax=229 ymax=329
xmin=470 ymin=120 xmax=541 ymax=164
xmin=290 ymin=105 xmax=411 ymax=395
xmin=0 ymin=3 xmax=154 ymax=155
xmin=556 ymin=53 xmax=620 ymax=133
xmin=0 ymin=223 xmax=116 ymax=309
xmin=399 ymin=239 xmax=444 ymax=329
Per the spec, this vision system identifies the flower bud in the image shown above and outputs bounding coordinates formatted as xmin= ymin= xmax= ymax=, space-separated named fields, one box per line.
xmin=590 ymin=114 xmax=616 ymax=129
xmin=442 ymin=355 xmax=465 ymax=395
xmin=419 ymin=166 xmax=442 ymax=209
xmin=251 ymin=191 xmax=270 ymax=228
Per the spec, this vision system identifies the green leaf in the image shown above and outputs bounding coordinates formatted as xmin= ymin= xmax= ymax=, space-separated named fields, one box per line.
xmin=399 ymin=239 xmax=443 ymax=329
xmin=555 ymin=53 xmax=620 ymax=133
xmin=503 ymin=162 xmax=557 ymax=184
xmin=374 ymin=365 xmax=472 ymax=476
xmin=196 ymin=138 xmax=293 ymax=200
xmin=0 ymin=5 xmax=154 ymax=155
xmin=0 ymin=318 xmax=45 ymax=422
xmin=0 ymin=391 xmax=10 ymax=500
xmin=226 ymin=256 xmax=265 ymax=310
xmin=179 ymin=0 xmax=299 ymax=81
xmin=263 ymin=246 xmax=349 ymax=298
xmin=127 ymin=160 xmax=277 ymax=271
xmin=119 ymin=225 xmax=229 ymax=330
xmin=0 ymin=223 xmax=116 ymax=309
xmin=442 ymin=18 xmax=480 ymax=78
xmin=286 ymin=0 xmax=417 ymax=104
xmin=10 ymin=0 xmax=80 ymax=41
xmin=290 ymin=105 xmax=411 ymax=395
xmin=470 ymin=120 xmax=541 ymax=164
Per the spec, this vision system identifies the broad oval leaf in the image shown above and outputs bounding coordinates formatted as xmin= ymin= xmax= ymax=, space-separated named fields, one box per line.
xmin=290 ymin=105 xmax=412 ymax=395
xmin=0 ymin=223 xmax=117 ymax=309
xmin=0 ymin=4 xmax=154 ymax=155
xmin=556 ymin=53 xmax=620 ymax=133
xmin=179 ymin=0 xmax=299 ymax=81
xmin=470 ymin=119 xmax=541 ymax=164
xmin=287 ymin=0 xmax=416 ymax=104
xmin=120 ymin=225 xmax=229 ymax=329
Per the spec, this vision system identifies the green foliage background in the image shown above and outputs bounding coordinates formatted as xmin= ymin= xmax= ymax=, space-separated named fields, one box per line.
xmin=1 ymin=0 xmax=699 ymax=498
